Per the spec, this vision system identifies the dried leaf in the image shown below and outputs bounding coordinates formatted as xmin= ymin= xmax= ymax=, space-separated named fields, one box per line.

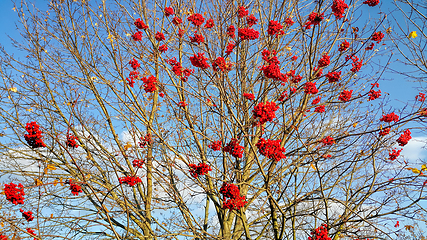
xmin=47 ymin=164 xmax=56 ymax=170
xmin=408 ymin=31 xmax=417 ymax=39
xmin=124 ymin=142 xmax=132 ymax=151
xmin=35 ymin=179 xmax=43 ymax=186
xmin=311 ymin=163 xmax=316 ymax=171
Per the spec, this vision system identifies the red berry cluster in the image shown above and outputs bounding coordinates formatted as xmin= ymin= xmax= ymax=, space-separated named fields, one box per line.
xmin=190 ymin=33 xmax=205 ymax=45
xmin=349 ymin=55 xmax=363 ymax=72
xmin=278 ymin=91 xmax=288 ymax=102
xmin=208 ymin=140 xmax=222 ymax=151
xmin=178 ymin=101 xmax=188 ymax=108
xmin=363 ymin=0 xmax=379 ymax=7
xmin=246 ymin=15 xmax=258 ymax=26
xmin=291 ymin=75 xmax=302 ymax=83
xmin=132 ymin=31 xmax=143 ymax=41
xmin=308 ymin=224 xmax=331 ymax=240
xmin=187 ymin=13 xmax=205 ymax=26
xmin=139 ymin=133 xmax=152 ymax=148
xmin=285 ymin=17 xmax=294 ymax=26
xmin=66 ymin=134 xmax=79 ymax=148
xmin=205 ymin=19 xmax=214 ymax=28
xmin=379 ymin=127 xmax=391 ymax=136
xmin=322 ymin=136 xmax=335 ymax=146
xmin=225 ymin=42 xmax=235 ymax=55
xmin=189 ymin=162 xmax=212 ymax=178
xmin=253 ymin=101 xmax=279 ymax=125
xmin=0 ymin=234 xmax=7 ymax=240
xmin=243 ymin=93 xmax=255 ymax=101
xmin=312 ymin=96 xmax=321 ymax=105
xmin=4 ymin=182 xmax=25 ymax=205
xmin=220 ymin=182 xmax=247 ymax=211
xmin=371 ymin=31 xmax=384 ymax=43
xmin=158 ymin=45 xmax=168 ymax=53
xmin=164 ymin=7 xmax=174 ymax=17
xmin=129 ymin=58 xmax=140 ymax=70
xmin=223 ymin=138 xmax=244 ymax=158
xmin=69 ymin=180 xmax=83 ymax=196
xmin=338 ymin=89 xmax=353 ymax=102
xmin=119 ymin=176 xmax=142 ymax=187
xmin=326 ymin=71 xmax=341 ymax=83
xmin=134 ymin=18 xmax=148 ymax=30
xmin=267 ymin=20 xmax=283 ymax=36
xmin=317 ymin=54 xmax=331 ymax=68
xmin=238 ymin=28 xmax=260 ymax=40
xmin=368 ymin=83 xmax=381 ymax=101
xmin=20 ymin=208 xmax=34 ymax=222
xmin=167 ymin=57 xmax=193 ymax=82
xmin=331 ymin=0 xmax=349 ymax=19
xmin=190 ymin=53 xmax=210 ymax=69
xmin=338 ymin=40 xmax=350 ymax=52
xmin=304 ymin=82 xmax=319 ymax=94
xmin=127 ymin=58 xmax=140 ymax=87
xmin=212 ymin=57 xmax=232 ymax=72
xmin=127 ymin=70 xmax=139 ymax=87
xmin=155 ymin=32 xmax=165 ymax=41
xmin=238 ymin=6 xmax=249 ymax=18
xmin=416 ymin=92 xmax=425 ymax=102
xmin=226 ymin=25 xmax=235 ymax=38
xmin=397 ymin=129 xmax=411 ymax=146
xmin=305 ymin=12 xmax=324 ymax=29
xmin=132 ymin=159 xmax=145 ymax=168
xmin=172 ymin=17 xmax=182 ymax=25
xmin=256 ymin=138 xmax=286 ymax=162
xmin=389 ymin=148 xmax=402 ymax=160
xmin=178 ymin=29 xmax=185 ymax=38
xmin=380 ymin=112 xmax=399 ymax=123
xmin=142 ymin=75 xmax=157 ymax=93
xmin=260 ymin=49 xmax=287 ymax=82
xmin=24 ymin=122 xmax=46 ymax=149
xmin=27 ymin=228 xmax=37 ymax=240
xmin=315 ymin=105 xmax=326 ymax=113
xmin=365 ymin=42 xmax=375 ymax=50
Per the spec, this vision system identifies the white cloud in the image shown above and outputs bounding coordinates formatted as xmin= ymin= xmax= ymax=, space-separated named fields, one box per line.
xmin=401 ymin=136 xmax=427 ymax=162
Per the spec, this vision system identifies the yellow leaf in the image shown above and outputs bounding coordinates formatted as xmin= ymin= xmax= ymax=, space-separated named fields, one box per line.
xmin=412 ymin=168 xmax=420 ymax=174
xmin=35 ymin=179 xmax=43 ymax=186
xmin=26 ymin=108 xmax=33 ymax=112
xmin=60 ymin=178 xmax=64 ymax=186
xmin=0 ymin=222 xmax=3 ymax=227
xmin=50 ymin=214 xmax=53 ymax=218
xmin=353 ymin=122 xmax=358 ymax=127
xmin=408 ymin=31 xmax=417 ymax=39
xmin=124 ymin=142 xmax=132 ymax=151
xmin=9 ymin=87 xmax=17 ymax=92
xmin=47 ymin=164 xmax=56 ymax=170
xmin=53 ymin=180 xmax=58 ymax=186
xmin=422 ymin=164 xmax=427 ymax=171
xmin=311 ymin=163 xmax=316 ymax=171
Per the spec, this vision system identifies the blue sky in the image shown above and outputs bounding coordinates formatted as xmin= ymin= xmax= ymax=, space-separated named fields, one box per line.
xmin=0 ymin=0 xmax=426 ymax=237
